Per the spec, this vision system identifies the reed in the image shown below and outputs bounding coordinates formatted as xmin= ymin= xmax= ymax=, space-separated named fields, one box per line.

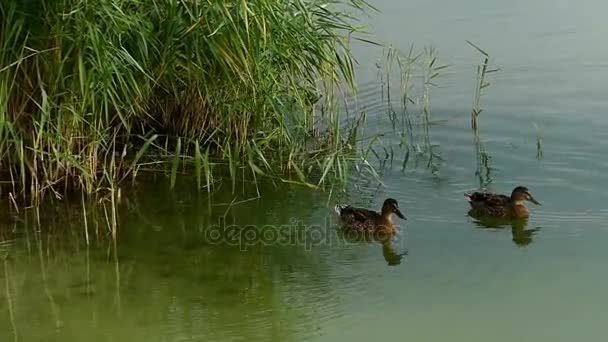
xmin=374 ymin=45 xmax=447 ymax=173
xmin=534 ymin=123 xmax=543 ymax=160
xmin=467 ymin=40 xmax=499 ymax=131
xmin=0 ymin=0 xmax=373 ymax=205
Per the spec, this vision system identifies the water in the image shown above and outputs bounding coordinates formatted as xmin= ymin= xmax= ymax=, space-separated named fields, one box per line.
xmin=3 ymin=0 xmax=608 ymax=341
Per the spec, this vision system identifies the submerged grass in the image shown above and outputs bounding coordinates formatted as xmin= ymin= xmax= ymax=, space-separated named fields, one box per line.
xmin=0 ymin=0 xmax=375 ymax=206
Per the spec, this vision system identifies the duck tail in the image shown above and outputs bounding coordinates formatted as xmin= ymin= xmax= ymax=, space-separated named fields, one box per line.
xmin=334 ymin=204 xmax=347 ymax=215
xmin=464 ymin=193 xmax=473 ymax=203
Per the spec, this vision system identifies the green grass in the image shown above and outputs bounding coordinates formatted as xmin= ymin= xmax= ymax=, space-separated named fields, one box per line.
xmin=0 ymin=0 xmax=374 ymax=205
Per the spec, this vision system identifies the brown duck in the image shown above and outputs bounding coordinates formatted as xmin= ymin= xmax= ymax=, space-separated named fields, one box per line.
xmin=334 ymin=198 xmax=406 ymax=233
xmin=465 ymin=186 xmax=541 ymax=219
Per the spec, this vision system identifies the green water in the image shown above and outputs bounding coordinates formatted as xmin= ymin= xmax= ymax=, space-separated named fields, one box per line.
xmin=3 ymin=0 xmax=608 ymax=341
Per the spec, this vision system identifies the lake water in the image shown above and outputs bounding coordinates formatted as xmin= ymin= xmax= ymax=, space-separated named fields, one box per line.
xmin=3 ymin=0 xmax=608 ymax=341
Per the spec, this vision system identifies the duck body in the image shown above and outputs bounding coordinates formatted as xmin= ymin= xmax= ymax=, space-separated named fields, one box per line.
xmin=465 ymin=186 xmax=540 ymax=219
xmin=465 ymin=192 xmax=528 ymax=218
xmin=334 ymin=198 xmax=405 ymax=234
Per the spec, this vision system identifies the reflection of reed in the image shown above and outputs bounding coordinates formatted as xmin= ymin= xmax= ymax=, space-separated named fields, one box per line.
xmin=3 ymin=258 xmax=18 ymax=342
xmin=113 ymin=239 xmax=122 ymax=316
xmin=0 ymin=179 xmax=350 ymax=341
xmin=473 ymin=132 xmax=494 ymax=188
xmin=34 ymin=208 xmax=64 ymax=331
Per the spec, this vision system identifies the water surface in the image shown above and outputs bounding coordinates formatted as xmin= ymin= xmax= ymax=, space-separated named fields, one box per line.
xmin=3 ymin=0 xmax=608 ymax=341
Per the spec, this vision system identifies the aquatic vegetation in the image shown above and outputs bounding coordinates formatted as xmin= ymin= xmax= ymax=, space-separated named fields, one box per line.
xmin=371 ymin=45 xmax=447 ymax=174
xmin=466 ymin=41 xmax=498 ymax=185
xmin=467 ymin=40 xmax=499 ymax=131
xmin=0 ymin=0 xmax=375 ymax=206
xmin=534 ymin=122 xmax=544 ymax=159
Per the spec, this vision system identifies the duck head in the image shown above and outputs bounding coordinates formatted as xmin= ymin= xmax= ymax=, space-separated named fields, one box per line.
xmin=511 ymin=186 xmax=541 ymax=205
xmin=381 ymin=198 xmax=406 ymax=220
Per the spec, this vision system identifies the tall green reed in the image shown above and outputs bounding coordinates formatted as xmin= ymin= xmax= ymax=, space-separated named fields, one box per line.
xmin=467 ymin=40 xmax=499 ymax=131
xmin=373 ymin=45 xmax=447 ymax=174
xmin=0 ymin=0 xmax=374 ymax=206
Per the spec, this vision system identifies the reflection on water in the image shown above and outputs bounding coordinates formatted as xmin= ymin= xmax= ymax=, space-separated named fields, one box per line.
xmin=381 ymin=240 xmax=408 ymax=266
xmin=338 ymin=230 xmax=408 ymax=266
xmin=0 ymin=179 xmax=419 ymax=341
xmin=470 ymin=216 xmax=542 ymax=247
xmin=0 ymin=183 xmax=332 ymax=341
xmin=473 ymin=133 xmax=494 ymax=188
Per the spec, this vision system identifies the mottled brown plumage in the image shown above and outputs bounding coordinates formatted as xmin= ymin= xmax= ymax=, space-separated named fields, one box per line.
xmin=334 ymin=198 xmax=406 ymax=234
xmin=465 ymin=186 xmax=541 ymax=219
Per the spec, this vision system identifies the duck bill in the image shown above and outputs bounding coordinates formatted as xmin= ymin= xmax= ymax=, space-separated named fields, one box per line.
xmin=528 ymin=194 xmax=541 ymax=205
xmin=395 ymin=208 xmax=406 ymax=220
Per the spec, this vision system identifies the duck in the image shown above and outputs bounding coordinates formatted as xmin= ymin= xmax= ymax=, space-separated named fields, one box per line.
xmin=465 ymin=186 xmax=541 ymax=219
xmin=334 ymin=198 xmax=406 ymax=233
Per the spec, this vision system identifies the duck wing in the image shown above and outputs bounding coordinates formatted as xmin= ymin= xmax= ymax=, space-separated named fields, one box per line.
xmin=465 ymin=192 xmax=510 ymax=208
xmin=338 ymin=206 xmax=381 ymax=223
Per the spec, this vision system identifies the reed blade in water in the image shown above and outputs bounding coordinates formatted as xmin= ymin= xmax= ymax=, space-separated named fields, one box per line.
xmin=467 ymin=40 xmax=499 ymax=131
xmin=534 ymin=123 xmax=544 ymax=160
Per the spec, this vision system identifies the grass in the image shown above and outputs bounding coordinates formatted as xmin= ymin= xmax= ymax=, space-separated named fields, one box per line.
xmin=0 ymin=0 xmax=375 ymax=206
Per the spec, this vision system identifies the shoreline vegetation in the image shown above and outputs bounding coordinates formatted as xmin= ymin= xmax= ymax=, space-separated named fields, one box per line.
xmin=0 ymin=0 xmax=499 ymax=229
xmin=0 ymin=0 xmax=378 ymax=208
